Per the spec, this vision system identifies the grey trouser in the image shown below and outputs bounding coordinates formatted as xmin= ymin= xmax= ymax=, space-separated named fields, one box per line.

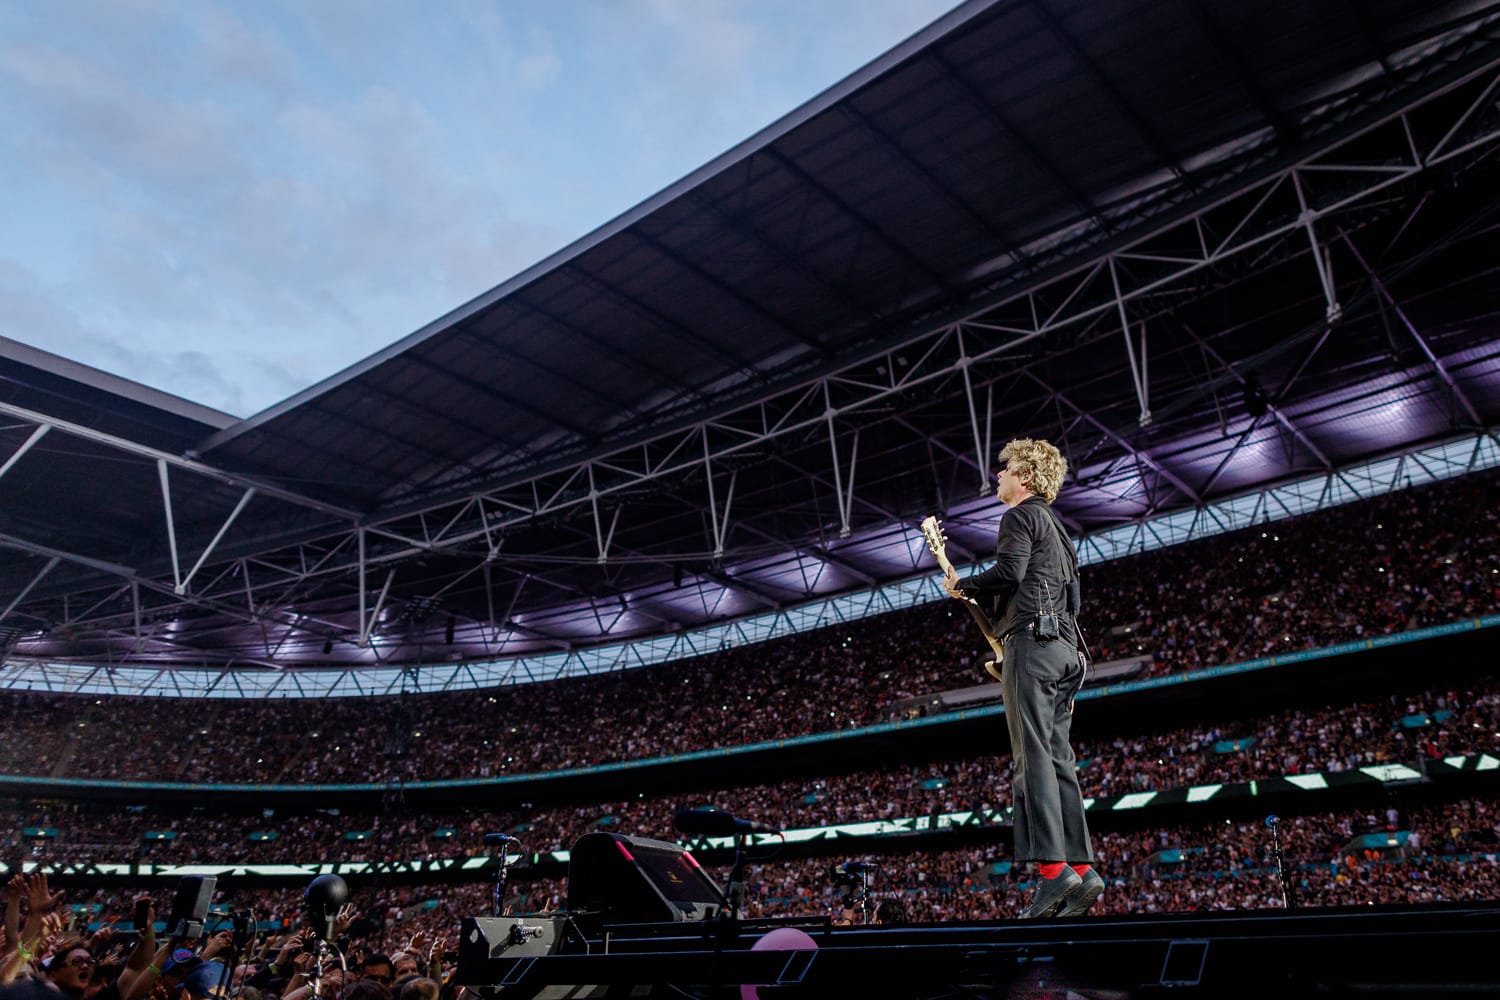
xmin=1001 ymin=630 xmax=1093 ymax=864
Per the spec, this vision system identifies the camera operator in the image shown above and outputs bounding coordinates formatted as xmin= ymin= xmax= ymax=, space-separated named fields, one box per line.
xmin=243 ymin=929 xmax=313 ymax=993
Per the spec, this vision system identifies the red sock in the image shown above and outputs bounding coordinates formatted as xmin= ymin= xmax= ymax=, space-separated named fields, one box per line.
xmin=1070 ymin=863 xmax=1092 ymax=876
xmin=1038 ymin=861 xmax=1066 ymax=879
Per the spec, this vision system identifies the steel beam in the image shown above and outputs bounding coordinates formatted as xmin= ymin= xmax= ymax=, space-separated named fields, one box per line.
xmin=1293 ymin=170 xmax=1342 ymax=322
xmin=6 ymin=430 xmax=1500 ymax=697
xmin=0 ymin=556 xmax=59 ymax=626
xmin=1179 ymin=322 xmax=1333 ymax=470
xmin=0 ymin=424 xmax=49 ymax=484
xmin=0 ymin=400 xmax=358 ymax=522
xmin=5 ymin=42 xmax=1500 ymax=681
xmin=1342 ymin=235 xmax=1484 ymax=427
xmin=1110 ymin=259 xmax=1152 ymax=426
xmin=1027 ymin=373 xmax=1201 ymax=506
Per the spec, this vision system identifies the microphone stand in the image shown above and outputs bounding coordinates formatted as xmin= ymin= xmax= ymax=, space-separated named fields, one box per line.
xmin=306 ymin=932 xmax=348 ymax=998
xmin=494 ymin=852 xmax=508 ymax=918
xmin=308 ymin=937 xmax=326 ymax=997
xmin=302 ymin=875 xmax=348 ymax=998
xmin=837 ymin=868 xmax=875 ymax=925
xmin=726 ymin=833 xmax=748 ymax=920
xmin=213 ymin=935 xmax=238 ymax=1000
xmin=1267 ymin=815 xmax=1294 ymax=910
xmin=484 ymin=834 xmax=517 ymax=917
xmin=671 ymin=810 xmax=779 ymax=924
xmin=856 ymin=870 xmax=874 ymax=925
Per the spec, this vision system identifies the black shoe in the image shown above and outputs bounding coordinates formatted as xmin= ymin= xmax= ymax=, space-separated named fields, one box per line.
xmin=1020 ymin=868 xmax=1082 ymax=919
xmin=1058 ymin=868 xmax=1105 ymax=917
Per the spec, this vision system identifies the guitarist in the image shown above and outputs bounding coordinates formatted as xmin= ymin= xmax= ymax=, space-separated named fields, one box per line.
xmin=939 ymin=438 xmax=1103 ymax=919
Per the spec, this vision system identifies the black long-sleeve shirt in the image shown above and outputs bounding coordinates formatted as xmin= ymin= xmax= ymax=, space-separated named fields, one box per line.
xmin=959 ymin=496 xmax=1081 ymax=645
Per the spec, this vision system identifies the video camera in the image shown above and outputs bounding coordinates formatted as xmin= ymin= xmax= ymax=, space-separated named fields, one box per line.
xmin=165 ymin=876 xmax=217 ymax=940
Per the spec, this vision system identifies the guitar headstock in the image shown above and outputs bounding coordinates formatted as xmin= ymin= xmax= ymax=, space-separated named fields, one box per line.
xmin=919 ymin=515 xmax=946 ymax=558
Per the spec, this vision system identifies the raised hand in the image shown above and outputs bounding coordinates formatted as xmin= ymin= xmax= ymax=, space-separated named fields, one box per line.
xmin=133 ymin=899 xmax=156 ymax=942
xmin=199 ymin=929 xmax=234 ymax=961
xmin=3 ymin=874 xmax=22 ymax=950
xmin=88 ymin=919 xmax=120 ymax=952
xmin=25 ymin=873 xmax=64 ymax=918
xmin=38 ymin=911 xmax=66 ymax=956
xmin=20 ymin=877 xmax=65 ymax=947
xmin=407 ymin=930 xmax=433 ymax=962
xmin=275 ymin=927 xmax=311 ymax=968
xmin=330 ymin=904 xmax=359 ymax=938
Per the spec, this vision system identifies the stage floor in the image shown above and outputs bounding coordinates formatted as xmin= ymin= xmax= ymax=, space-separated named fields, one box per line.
xmin=460 ymin=900 xmax=1500 ymax=998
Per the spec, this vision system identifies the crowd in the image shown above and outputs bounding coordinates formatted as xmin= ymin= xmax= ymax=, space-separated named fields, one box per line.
xmin=0 ymin=467 xmax=1496 ymax=788
xmin=0 ymin=871 xmax=473 ymax=1000
xmin=2 ymin=795 xmax=1496 ymax=1000
xmin=742 ymin=801 xmax=1500 ymax=921
xmin=5 ymin=673 xmax=1498 ymax=869
xmin=1 ymin=468 xmax=1496 ymax=1000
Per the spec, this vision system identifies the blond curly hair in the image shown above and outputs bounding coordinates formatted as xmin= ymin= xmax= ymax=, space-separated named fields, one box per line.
xmin=999 ymin=438 xmax=1067 ymax=503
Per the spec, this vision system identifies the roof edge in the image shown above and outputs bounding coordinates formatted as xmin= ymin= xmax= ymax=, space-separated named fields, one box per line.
xmin=0 ymin=334 xmax=238 ymax=432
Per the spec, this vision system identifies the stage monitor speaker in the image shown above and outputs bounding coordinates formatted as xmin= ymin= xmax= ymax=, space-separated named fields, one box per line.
xmin=455 ymin=915 xmax=575 ymax=987
xmin=166 ymin=875 xmax=217 ymax=939
xmin=567 ymin=832 xmax=727 ymax=926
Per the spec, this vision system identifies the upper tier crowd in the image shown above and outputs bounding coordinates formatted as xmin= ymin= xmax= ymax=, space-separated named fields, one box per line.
xmin=1 ymin=467 xmax=1496 ymax=789
xmin=5 ymin=672 xmax=1497 ymax=867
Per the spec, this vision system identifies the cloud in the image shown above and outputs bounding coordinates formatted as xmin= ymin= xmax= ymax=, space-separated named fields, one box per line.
xmin=195 ymin=6 xmax=300 ymax=96
xmin=517 ymin=26 xmax=560 ymax=89
xmin=640 ymin=0 xmax=760 ymax=84
xmin=0 ymin=8 xmax=571 ymax=416
xmin=0 ymin=257 xmax=251 ymax=415
xmin=0 ymin=1 xmax=963 ymax=418
xmin=0 ymin=42 xmax=245 ymax=188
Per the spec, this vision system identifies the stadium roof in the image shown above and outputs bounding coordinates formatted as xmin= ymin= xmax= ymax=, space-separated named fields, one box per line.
xmin=4 ymin=0 xmax=1500 ymax=693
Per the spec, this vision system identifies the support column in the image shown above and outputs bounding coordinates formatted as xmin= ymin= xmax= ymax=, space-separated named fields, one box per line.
xmin=1109 ymin=257 xmax=1151 ymax=426
xmin=1293 ymin=170 xmax=1341 ymax=322
xmin=157 ymin=459 xmax=183 ymax=593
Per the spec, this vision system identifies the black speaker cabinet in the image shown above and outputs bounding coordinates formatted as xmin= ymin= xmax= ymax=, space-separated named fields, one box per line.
xmin=566 ymin=832 xmax=728 ymax=926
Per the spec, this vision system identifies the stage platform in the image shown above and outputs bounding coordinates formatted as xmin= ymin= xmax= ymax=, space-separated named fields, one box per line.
xmin=459 ymin=902 xmax=1500 ymax=998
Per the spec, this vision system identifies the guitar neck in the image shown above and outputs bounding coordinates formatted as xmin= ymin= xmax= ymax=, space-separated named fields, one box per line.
xmin=920 ymin=514 xmax=1006 ymax=666
xmin=962 ymin=601 xmax=1005 ymax=660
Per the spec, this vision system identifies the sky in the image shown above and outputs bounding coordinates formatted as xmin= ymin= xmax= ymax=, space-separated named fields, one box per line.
xmin=0 ymin=0 xmax=960 ymax=418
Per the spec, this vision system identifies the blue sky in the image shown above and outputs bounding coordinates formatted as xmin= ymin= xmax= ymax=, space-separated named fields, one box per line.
xmin=0 ymin=0 xmax=958 ymax=417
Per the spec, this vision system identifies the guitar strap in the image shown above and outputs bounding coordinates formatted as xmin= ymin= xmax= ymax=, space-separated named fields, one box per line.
xmin=1038 ymin=505 xmax=1079 ymax=611
xmin=1039 ymin=506 xmax=1093 ymax=687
